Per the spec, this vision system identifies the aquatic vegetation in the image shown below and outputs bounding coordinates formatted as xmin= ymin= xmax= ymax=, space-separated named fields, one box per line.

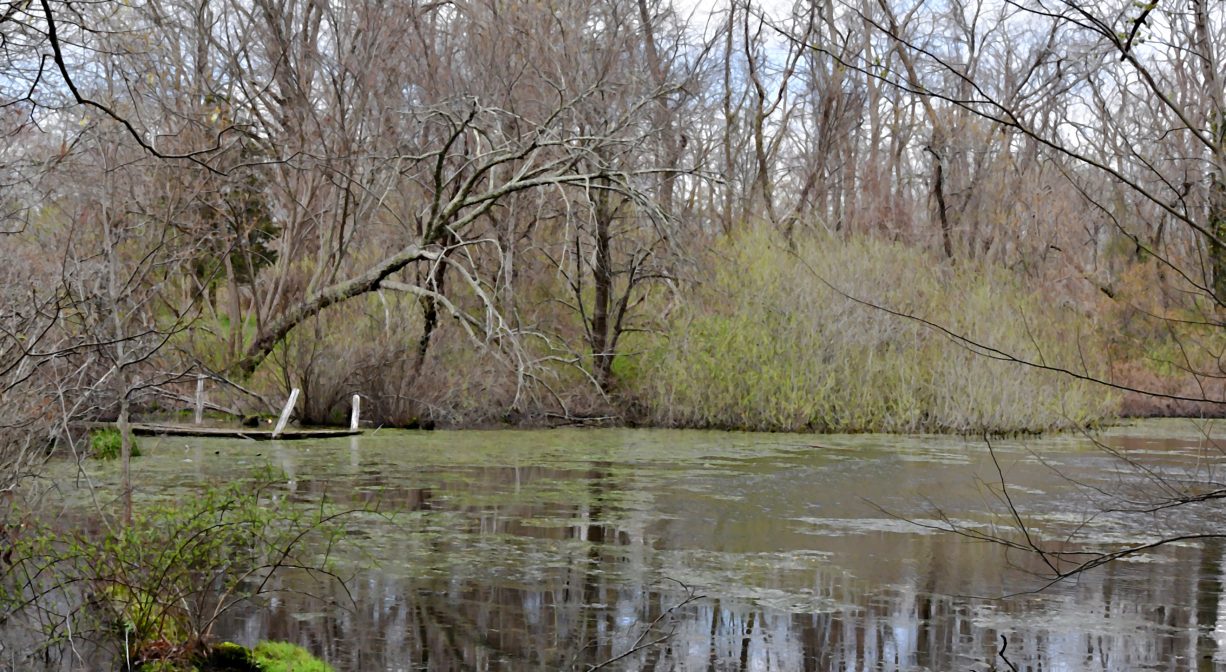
xmin=4 ymin=423 xmax=1218 ymax=669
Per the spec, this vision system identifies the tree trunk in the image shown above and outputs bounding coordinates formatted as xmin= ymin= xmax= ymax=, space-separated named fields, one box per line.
xmin=636 ymin=0 xmax=678 ymax=218
xmin=928 ymin=144 xmax=954 ymax=260
xmin=721 ymin=1 xmax=737 ymax=235
xmin=235 ymin=243 xmax=439 ymax=375
xmin=413 ymin=251 xmax=450 ymax=376
xmin=591 ymin=192 xmax=614 ymax=388
xmin=224 ymin=253 xmax=243 ymax=360
xmin=1192 ymin=0 xmax=1226 ymax=308
xmin=1211 ymin=174 xmax=1226 ymax=308
xmin=118 ymin=389 xmax=133 ymax=525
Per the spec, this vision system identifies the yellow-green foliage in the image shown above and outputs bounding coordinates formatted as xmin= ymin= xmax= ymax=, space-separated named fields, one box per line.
xmin=104 ymin=582 xmax=186 ymax=648
xmin=1106 ymin=260 xmax=1226 ymax=375
xmin=626 ymin=230 xmax=1114 ymax=433
xmin=89 ymin=427 xmax=141 ymax=459
xmin=250 ymin=641 xmax=335 ymax=672
xmin=0 ymin=468 xmax=349 ymax=671
xmin=136 ymin=641 xmax=333 ymax=672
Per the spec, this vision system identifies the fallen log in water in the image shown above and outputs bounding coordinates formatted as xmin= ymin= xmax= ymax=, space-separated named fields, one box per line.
xmin=79 ymin=422 xmax=361 ymax=441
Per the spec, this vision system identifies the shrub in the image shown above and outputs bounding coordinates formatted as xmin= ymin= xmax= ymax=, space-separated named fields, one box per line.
xmin=622 ymin=230 xmax=1115 ymax=433
xmin=90 ymin=427 xmax=141 ymax=459
xmin=0 ymin=467 xmax=351 ymax=670
xmin=263 ymin=286 xmax=547 ymax=427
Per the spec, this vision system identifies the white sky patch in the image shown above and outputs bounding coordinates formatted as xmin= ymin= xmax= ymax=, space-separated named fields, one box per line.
xmin=672 ymin=0 xmax=799 ymax=40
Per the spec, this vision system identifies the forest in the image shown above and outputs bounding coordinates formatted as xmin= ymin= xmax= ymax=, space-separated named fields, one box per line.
xmin=2 ymin=0 xmax=1226 ymax=670
xmin=2 ymin=0 xmax=1222 ymax=457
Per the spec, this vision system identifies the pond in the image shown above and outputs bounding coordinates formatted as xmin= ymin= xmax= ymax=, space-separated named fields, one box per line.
xmin=17 ymin=419 xmax=1226 ymax=671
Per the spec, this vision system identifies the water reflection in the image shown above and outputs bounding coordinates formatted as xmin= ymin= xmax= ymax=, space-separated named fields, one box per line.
xmin=13 ymin=423 xmax=1226 ymax=671
xmin=220 ymin=541 xmax=1220 ymax=671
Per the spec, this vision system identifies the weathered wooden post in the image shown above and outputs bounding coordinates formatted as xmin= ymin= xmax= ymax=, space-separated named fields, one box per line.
xmin=350 ymin=394 xmax=361 ymax=431
xmin=273 ymin=388 xmax=300 ymax=439
xmin=194 ymin=374 xmax=205 ymax=425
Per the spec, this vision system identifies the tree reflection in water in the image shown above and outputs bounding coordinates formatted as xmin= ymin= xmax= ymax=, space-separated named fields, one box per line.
xmin=213 ymin=435 xmax=1226 ymax=672
xmin=11 ymin=426 xmax=1226 ymax=671
xmin=218 ymin=532 xmax=1222 ymax=671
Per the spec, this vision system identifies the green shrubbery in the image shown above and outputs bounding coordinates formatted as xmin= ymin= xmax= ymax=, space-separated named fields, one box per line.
xmin=621 ymin=230 xmax=1114 ymax=433
xmin=0 ymin=468 xmax=348 ymax=671
xmin=179 ymin=228 xmax=1117 ymax=434
xmin=90 ymin=427 xmax=141 ymax=459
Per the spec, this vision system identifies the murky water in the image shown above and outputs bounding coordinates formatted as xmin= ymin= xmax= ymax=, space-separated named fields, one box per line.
xmin=15 ymin=420 xmax=1226 ymax=670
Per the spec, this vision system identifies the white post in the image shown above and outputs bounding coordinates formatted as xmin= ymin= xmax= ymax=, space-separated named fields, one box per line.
xmin=350 ymin=394 xmax=361 ymax=431
xmin=194 ymin=375 xmax=205 ymax=425
xmin=273 ymin=388 xmax=299 ymax=438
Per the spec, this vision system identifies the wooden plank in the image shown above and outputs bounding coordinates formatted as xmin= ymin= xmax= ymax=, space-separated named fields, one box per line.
xmin=273 ymin=388 xmax=300 ymax=438
xmin=194 ymin=375 xmax=205 ymax=425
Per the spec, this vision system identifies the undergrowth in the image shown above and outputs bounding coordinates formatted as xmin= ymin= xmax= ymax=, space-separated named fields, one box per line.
xmin=622 ymin=230 xmax=1115 ymax=433
xmin=0 ymin=466 xmax=352 ymax=670
xmin=89 ymin=427 xmax=141 ymax=459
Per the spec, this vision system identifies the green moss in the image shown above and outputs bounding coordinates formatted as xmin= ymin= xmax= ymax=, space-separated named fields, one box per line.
xmin=250 ymin=641 xmax=334 ymax=672
xmin=89 ymin=427 xmax=141 ymax=459
xmin=197 ymin=641 xmax=258 ymax=671
xmin=148 ymin=640 xmax=332 ymax=672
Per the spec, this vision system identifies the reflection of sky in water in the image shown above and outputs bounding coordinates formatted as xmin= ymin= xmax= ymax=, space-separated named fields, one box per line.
xmin=11 ymin=418 xmax=1226 ymax=670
